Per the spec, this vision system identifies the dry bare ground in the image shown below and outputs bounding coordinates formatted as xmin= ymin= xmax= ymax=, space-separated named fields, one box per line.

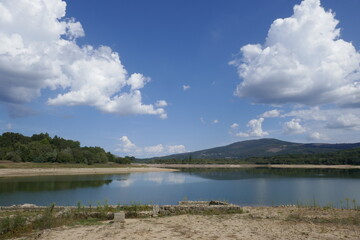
xmin=21 ymin=206 xmax=360 ymax=240
xmin=0 ymin=167 xmax=176 ymax=177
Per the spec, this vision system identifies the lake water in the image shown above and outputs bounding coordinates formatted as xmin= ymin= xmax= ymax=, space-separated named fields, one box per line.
xmin=1 ymin=168 xmax=360 ymax=207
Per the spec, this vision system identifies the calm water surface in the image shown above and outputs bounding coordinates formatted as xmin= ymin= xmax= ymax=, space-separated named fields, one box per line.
xmin=1 ymin=168 xmax=360 ymax=206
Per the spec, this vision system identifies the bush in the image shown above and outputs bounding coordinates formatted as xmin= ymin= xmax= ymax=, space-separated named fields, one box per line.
xmin=32 ymin=204 xmax=57 ymax=230
xmin=0 ymin=215 xmax=26 ymax=236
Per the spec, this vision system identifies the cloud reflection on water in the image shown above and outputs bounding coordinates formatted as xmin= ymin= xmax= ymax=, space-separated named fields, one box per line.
xmin=144 ymin=172 xmax=185 ymax=184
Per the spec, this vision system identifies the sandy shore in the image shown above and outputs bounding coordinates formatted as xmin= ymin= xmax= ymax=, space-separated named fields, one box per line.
xmin=142 ymin=163 xmax=360 ymax=169
xmin=2 ymin=163 xmax=360 ymax=178
xmin=26 ymin=206 xmax=360 ymax=240
xmin=0 ymin=167 xmax=177 ymax=177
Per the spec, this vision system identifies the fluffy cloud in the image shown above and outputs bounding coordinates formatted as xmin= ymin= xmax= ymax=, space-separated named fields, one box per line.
xmin=282 ymin=108 xmax=360 ymax=130
xmin=230 ymin=123 xmax=239 ymax=129
xmin=261 ymin=109 xmax=281 ymax=118
xmin=167 ymin=145 xmax=186 ymax=154
xmin=326 ymin=114 xmax=360 ymax=130
xmin=183 ymin=85 xmax=190 ymax=91
xmin=236 ymin=118 xmax=269 ymax=137
xmin=281 ymin=107 xmax=327 ymax=121
xmin=308 ymin=132 xmax=328 ymax=141
xmin=283 ymin=118 xmax=306 ymax=135
xmin=155 ymin=100 xmax=168 ymax=107
xmin=116 ymin=136 xmax=137 ymax=153
xmin=231 ymin=0 xmax=360 ymax=107
xmin=115 ymin=136 xmax=186 ymax=158
xmin=278 ymin=107 xmax=360 ymax=142
xmin=0 ymin=0 xmax=166 ymax=118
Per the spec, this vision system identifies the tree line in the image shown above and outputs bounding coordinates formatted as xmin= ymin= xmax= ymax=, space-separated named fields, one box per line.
xmin=245 ymin=147 xmax=360 ymax=165
xmin=0 ymin=132 xmax=134 ymax=164
xmin=147 ymin=147 xmax=360 ymax=165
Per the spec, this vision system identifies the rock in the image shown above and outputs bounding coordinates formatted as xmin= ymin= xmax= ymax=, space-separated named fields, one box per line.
xmin=55 ymin=208 xmax=72 ymax=218
xmin=20 ymin=203 xmax=38 ymax=208
xmin=209 ymin=200 xmax=228 ymax=206
xmin=152 ymin=205 xmax=160 ymax=216
xmin=114 ymin=212 xmax=125 ymax=223
xmin=89 ymin=212 xmax=102 ymax=218
xmin=106 ymin=212 xmax=114 ymax=220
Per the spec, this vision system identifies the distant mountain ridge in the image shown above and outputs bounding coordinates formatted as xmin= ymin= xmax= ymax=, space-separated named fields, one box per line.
xmin=145 ymin=138 xmax=360 ymax=161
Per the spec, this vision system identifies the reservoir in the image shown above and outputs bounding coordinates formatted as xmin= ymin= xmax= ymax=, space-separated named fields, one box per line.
xmin=1 ymin=168 xmax=360 ymax=207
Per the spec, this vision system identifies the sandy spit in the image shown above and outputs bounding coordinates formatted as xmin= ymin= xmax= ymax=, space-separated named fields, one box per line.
xmin=141 ymin=163 xmax=360 ymax=169
xmin=0 ymin=167 xmax=177 ymax=177
xmin=24 ymin=206 xmax=360 ymax=240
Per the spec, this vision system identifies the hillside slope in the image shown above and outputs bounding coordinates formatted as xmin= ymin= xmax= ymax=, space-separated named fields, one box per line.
xmin=145 ymin=138 xmax=360 ymax=161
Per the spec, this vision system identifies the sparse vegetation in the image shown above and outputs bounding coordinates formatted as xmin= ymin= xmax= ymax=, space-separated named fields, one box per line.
xmin=0 ymin=202 xmax=152 ymax=239
xmin=2 ymin=200 xmax=360 ymax=239
xmin=294 ymin=197 xmax=360 ymax=210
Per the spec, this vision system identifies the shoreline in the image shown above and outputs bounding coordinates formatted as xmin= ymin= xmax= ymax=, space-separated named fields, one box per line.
xmin=1 ymin=163 xmax=360 ymax=178
xmin=0 ymin=167 xmax=177 ymax=178
xmin=141 ymin=163 xmax=360 ymax=169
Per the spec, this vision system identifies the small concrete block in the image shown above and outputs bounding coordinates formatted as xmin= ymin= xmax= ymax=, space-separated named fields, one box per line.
xmin=114 ymin=212 xmax=125 ymax=223
xmin=153 ymin=205 xmax=160 ymax=216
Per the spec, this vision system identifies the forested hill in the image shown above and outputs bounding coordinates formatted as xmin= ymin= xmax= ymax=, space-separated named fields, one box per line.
xmin=0 ymin=132 xmax=133 ymax=164
xmin=145 ymin=138 xmax=360 ymax=163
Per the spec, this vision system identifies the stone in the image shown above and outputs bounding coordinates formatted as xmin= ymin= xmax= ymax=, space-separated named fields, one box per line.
xmin=106 ymin=212 xmax=114 ymax=220
xmin=89 ymin=212 xmax=102 ymax=218
xmin=55 ymin=208 xmax=72 ymax=218
xmin=153 ymin=205 xmax=160 ymax=216
xmin=209 ymin=200 xmax=228 ymax=206
xmin=114 ymin=212 xmax=125 ymax=223
xmin=20 ymin=203 xmax=38 ymax=208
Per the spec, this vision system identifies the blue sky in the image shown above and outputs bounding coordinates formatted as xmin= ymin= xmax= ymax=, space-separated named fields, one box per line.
xmin=1 ymin=0 xmax=360 ymax=158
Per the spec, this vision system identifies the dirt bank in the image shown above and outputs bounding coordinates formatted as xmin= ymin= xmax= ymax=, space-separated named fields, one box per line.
xmin=27 ymin=206 xmax=360 ymax=240
xmin=0 ymin=167 xmax=177 ymax=177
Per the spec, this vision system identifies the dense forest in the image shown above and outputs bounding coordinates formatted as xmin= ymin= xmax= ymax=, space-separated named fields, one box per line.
xmin=0 ymin=132 xmax=134 ymax=164
xmin=148 ymin=147 xmax=360 ymax=165
xmin=245 ymin=147 xmax=360 ymax=165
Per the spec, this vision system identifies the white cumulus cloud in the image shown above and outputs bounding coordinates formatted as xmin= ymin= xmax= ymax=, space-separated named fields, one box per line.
xmin=283 ymin=118 xmax=306 ymax=135
xmin=236 ymin=118 xmax=269 ymax=137
xmin=115 ymin=136 xmax=186 ymax=158
xmin=116 ymin=136 xmax=137 ymax=153
xmin=231 ymin=0 xmax=360 ymax=108
xmin=167 ymin=145 xmax=186 ymax=154
xmin=0 ymin=0 xmax=166 ymax=118
xmin=282 ymin=108 xmax=360 ymax=130
xmin=279 ymin=107 xmax=360 ymax=142
xmin=326 ymin=114 xmax=360 ymax=130
xmin=155 ymin=100 xmax=168 ymax=107
xmin=144 ymin=144 xmax=164 ymax=154
xmin=183 ymin=85 xmax=190 ymax=91
xmin=261 ymin=109 xmax=281 ymax=118
xmin=308 ymin=132 xmax=328 ymax=141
